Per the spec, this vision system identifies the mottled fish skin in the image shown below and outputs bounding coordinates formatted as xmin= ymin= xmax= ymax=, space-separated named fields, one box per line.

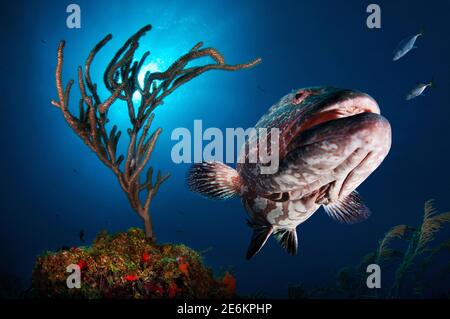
xmin=238 ymin=87 xmax=391 ymax=232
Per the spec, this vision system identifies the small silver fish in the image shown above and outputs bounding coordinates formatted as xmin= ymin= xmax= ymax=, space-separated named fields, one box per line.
xmin=393 ymin=32 xmax=423 ymax=61
xmin=406 ymin=79 xmax=434 ymax=100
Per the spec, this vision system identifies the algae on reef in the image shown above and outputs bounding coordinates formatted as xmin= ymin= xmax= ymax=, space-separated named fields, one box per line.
xmin=31 ymin=228 xmax=236 ymax=299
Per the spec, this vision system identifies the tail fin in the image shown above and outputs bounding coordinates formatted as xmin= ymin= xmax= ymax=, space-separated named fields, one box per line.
xmin=429 ymin=76 xmax=436 ymax=89
xmin=187 ymin=161 xmax=241 ymax=200
xmin=273 ymin=228 xmax=298 ymax=255
xmin=246 ymin=221 xmax=299 ymax=259
xmin=417 ymin=26 xmax=426 ymax=37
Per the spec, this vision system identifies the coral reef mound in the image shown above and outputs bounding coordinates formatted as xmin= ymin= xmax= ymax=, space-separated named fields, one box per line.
xmin=31 ymin=228 xmax=236 ymax=299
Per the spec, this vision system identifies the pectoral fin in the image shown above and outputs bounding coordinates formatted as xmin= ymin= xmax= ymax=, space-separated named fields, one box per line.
xmin=187 ymin=161 xmax=241 ymax=200
xmin=323 ymin=191 xmax=371 ymax=224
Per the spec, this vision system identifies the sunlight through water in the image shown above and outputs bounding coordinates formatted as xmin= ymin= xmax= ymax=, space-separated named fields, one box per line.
xmin=132 ymin=59 xmax=165 ymax=102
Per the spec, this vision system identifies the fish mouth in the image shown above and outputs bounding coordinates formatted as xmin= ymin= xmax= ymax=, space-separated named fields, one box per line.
xmin=294 ymin=89 xmax=381 ymax=137
xmin=265 ymin=89 xmax=391 ymax=203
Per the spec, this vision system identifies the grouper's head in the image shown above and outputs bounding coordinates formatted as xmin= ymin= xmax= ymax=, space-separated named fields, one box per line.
xmin=254 ymin=86 xmax=391 ymax=205
xmin=262 ymin=86 xmax=382 ymax=149
xmin=288 ymin=86 xmax=381 ymax=134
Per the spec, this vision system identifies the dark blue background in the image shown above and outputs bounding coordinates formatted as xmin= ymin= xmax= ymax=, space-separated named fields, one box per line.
xmin=1 ymin=0 xmax=449 ymax=297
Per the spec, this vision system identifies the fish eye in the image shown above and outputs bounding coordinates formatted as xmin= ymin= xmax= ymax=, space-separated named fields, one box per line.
xmin=292 ymin=90 xmax=306 ymax=105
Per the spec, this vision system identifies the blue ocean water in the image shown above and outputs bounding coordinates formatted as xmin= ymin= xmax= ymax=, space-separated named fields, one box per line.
xmin=1 ymin=0 xmax=450 ymax=297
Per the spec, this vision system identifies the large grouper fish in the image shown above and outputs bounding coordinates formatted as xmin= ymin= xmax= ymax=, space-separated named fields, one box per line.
xmin=188 ymin=87 xmax=391 ymax=259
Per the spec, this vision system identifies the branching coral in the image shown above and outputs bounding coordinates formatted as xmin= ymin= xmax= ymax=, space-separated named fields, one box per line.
xmin=391 ymin=200 xmax=450 ymax=297
xmin=50 ymin=25 xmax=261 ymax=240
xmin=366 ymin=200 xmax=449 ymax=298
xmin=416 ymin=200 xmax=450 ymax=252
xmin=375 ymin=224 xmax=410 ymax=264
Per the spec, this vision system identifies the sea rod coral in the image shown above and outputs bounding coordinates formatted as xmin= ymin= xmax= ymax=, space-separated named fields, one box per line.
xmin=50 ymin=25 xmax=260 ymax=240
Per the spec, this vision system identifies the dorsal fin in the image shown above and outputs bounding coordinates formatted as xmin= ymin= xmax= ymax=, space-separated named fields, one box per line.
xmin=273 ymin=228 xmax=298 ymax=255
